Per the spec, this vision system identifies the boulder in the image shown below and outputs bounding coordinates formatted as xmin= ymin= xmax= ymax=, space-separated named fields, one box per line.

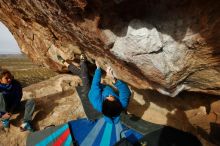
xmin=1 ymin=0 xmax=220 ymax=145
xmin=0 ymin=0 xmax=220 ymax=95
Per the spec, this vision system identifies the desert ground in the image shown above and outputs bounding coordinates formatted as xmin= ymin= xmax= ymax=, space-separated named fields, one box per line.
xmin=0 ymin=54 xmax=57 ymax=86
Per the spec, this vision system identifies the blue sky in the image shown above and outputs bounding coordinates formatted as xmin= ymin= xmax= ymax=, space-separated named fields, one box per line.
xmin=0 ymin=22 xmax=21 ymax=54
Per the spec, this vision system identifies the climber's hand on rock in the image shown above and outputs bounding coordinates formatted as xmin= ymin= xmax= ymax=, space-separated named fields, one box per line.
xmin=106 ymin=66 xmax=116 ymax=80
xmin=95 ymin=60 xmax=100 ymax=68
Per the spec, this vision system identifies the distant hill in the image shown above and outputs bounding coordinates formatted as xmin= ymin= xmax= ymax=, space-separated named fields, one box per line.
xmin=0 ymin=54 xmax=57 ymax=87
xmin=0 ymin=53 xmax=26 ymax=58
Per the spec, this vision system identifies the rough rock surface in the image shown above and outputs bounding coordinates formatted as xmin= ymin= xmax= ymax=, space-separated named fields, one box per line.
xmin=128 ymin=90 xmax=220 ymax=146
xmin=0 ymin=0 xmax=220 ymax=96
xmin=1 ymin=0 xmax=220 ymax=145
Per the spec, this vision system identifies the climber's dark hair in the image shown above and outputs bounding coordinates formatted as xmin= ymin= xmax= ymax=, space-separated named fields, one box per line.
xmin=102 ymin=99 xmax=123 ymax=118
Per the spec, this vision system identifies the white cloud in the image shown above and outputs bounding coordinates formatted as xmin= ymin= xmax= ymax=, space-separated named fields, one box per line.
xmin=0 ymin=22 xmax=21 ymax=54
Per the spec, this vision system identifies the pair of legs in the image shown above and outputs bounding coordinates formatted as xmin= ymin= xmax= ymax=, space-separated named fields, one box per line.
xmin=68 ymin=60 xmax=90 ymax=97
xmin=0 ymin=93 xmax=35 ymax=124
xmin=68 ymin=59 xmax=101 ymax=120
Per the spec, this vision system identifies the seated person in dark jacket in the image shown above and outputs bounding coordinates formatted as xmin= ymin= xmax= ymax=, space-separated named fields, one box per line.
xmin=0 ymin=69 xmax=35 ymax=131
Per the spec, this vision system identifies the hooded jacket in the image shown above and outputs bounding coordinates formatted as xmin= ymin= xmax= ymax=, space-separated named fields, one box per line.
xmin=88 ymin=68 xmax=131 ymax=124
xmin=0 ymin=79 xmax=22 ymax=110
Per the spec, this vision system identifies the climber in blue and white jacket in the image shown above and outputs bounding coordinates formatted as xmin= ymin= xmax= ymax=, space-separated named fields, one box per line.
xmin=88 ymin=61 xmax=131 ymax=124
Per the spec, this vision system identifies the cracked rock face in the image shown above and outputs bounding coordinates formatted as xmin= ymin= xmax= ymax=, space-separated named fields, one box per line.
xmin=1 ymin=1 xmax=220 ymax=144
xmin=111 ymin=19 xmax=190 ymax=91
xmin=0 ymin=0 xmax=220 ymax=96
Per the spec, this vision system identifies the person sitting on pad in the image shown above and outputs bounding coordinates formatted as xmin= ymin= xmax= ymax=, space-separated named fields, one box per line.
xmin=0 ymin=69 xmax=35 ymax=131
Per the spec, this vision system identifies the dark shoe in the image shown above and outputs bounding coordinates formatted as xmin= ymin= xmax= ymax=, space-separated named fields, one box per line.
xmin=57 ymin=55 xmax=65 ymax=63
xmin=20 ymin=122 xmax=34 ymax=132
xmin=80 ymin=54 xmax=87 ymax=62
